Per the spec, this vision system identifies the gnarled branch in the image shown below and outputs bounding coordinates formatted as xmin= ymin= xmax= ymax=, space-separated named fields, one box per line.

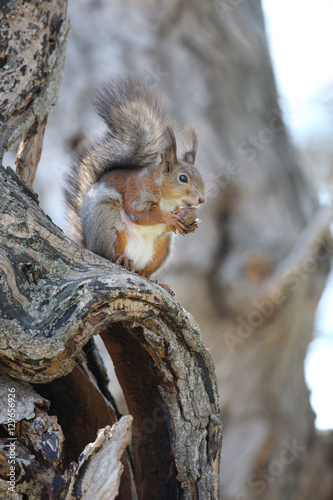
xmin=0 ymin=166 xmax=222 ymax=499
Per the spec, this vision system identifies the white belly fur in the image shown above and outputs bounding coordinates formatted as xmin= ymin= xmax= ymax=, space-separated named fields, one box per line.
xmin=121 ymin=198 xmax=178 ymax=272
xmin=124 ymin=221 xmax=167 ymax=271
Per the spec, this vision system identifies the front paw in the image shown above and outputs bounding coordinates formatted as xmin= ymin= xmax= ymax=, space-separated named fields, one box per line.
xmin=173 ymin=207 xmax=200 ymax=235
xmin=181 ymin=218 xmax=201 ymax=235
xmin=163 ymin=212 xmax=187 ymax=234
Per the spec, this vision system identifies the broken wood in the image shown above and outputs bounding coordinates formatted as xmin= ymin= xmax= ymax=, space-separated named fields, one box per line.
xmin=15 ymin=114 xmax=49 ymax=188
xmin=64 ymin=416 xmax=133 ymax=500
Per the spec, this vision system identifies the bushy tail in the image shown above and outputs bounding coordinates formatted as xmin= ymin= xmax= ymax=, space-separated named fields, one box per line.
xmin=92 ymin=76 xmax=173 ymax=167
xmin=64 ymin=76 xmax=173 ymax=244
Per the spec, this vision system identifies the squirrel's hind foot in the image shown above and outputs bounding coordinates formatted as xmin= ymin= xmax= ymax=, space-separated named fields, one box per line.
xmin=113 ymin=254 xmax=134 ymax=272
xmin=146 ymin=278 xmax=175 ymax=296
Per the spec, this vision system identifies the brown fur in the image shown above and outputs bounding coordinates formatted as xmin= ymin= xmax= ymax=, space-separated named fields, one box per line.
xmin=64 ymin=76 xmax=206 ymax=280
xmin=140 ymin=234 xmax=171 ymax=277
xmin=114 ymin=229 xmax=128 ymax=257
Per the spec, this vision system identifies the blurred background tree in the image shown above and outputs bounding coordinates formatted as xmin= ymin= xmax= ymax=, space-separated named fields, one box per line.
xmin=5 ymin=0 xmax=333 ymax=498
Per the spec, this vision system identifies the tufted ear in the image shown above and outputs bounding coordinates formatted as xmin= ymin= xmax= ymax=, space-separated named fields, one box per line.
xmin=161 ymin=126 xmax=177 ymax=172
xmin=181 ymin=125 xmax=198 ymax=165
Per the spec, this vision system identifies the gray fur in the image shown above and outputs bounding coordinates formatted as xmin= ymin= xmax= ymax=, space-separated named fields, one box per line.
xmin=179 ymin=125 xmax=198 ymax=164
xmin=128 ymin=213 xmax=138 ymax=222
xmin=64 ymin=76 xmax=177 ymax=245
xmin=138 ymin=167 xmax=150 ymax=178
xmin=154 ymin=173 xmax=164 ymax=187
xmin=81 ymin=183 xmax=123 ymax=259
xmin=63 ymin=76 xmax=200 ymax=272
xmin=132 ymin=189 xmax=159 ymax=211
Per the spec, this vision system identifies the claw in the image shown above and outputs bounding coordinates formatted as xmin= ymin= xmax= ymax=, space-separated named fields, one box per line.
xmin=164 ymin=212 xmax=188 ymax=235
xmin=114 ymin=254 xmax=134 ymax=271
xmin=146 ymin=278 xmax=175 ymax=296
xmin=158 ymin=282 xmax=176 ymax=295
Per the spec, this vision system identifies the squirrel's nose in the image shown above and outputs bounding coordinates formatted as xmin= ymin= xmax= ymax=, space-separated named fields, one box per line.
xmin=199 ymin=195 xmax=206 ymax=204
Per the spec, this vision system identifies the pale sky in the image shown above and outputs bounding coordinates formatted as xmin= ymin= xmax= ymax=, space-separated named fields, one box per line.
xmin=262 ymin=0 xmax=333 ymax=102
xmin=263 ymin=0 xmax=333 ymax=149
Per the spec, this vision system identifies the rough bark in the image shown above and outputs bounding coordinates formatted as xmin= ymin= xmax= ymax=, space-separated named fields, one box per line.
xmin=0 ymin=166 xmax=222 ymax=499
xmin=0 ymin=0 xmax=70 ymax=186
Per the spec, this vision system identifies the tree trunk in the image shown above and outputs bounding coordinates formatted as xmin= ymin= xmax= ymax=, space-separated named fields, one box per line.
xmin=0 ymin=0 xmax=70 ymax=186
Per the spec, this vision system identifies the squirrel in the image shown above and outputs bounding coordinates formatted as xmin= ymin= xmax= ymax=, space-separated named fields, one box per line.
xmin=64 ymin=76 xmax=206 ymax=293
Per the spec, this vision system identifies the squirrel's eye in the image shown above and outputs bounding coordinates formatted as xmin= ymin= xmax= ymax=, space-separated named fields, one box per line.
xmin=179 ymin=174 xmax=188 ymax=183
